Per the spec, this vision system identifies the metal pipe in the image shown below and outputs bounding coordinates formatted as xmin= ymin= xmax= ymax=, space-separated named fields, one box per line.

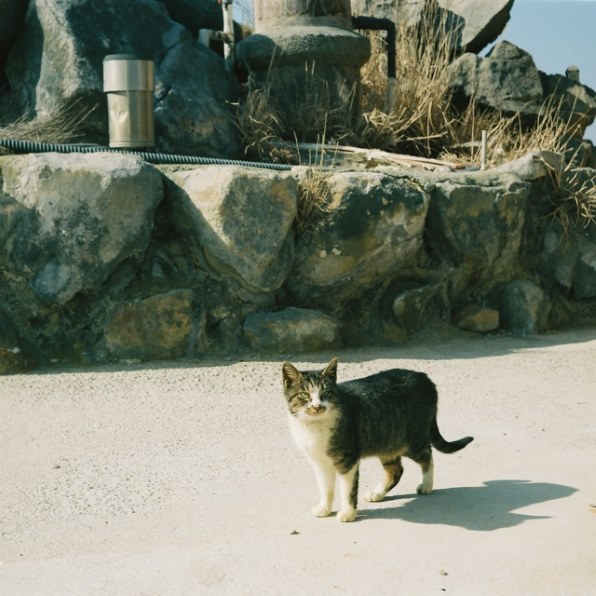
xmin=0 ymin=138 xmax=295 ymax=171
xmin=351 ymin=16 xmax=397 ymax=111
xmin=351 ymin=16 xmax=396 ymax=79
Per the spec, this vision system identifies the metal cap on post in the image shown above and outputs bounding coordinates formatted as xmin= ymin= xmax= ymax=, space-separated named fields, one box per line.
xmin=103 ymin=54 xmax=155 ymax=148
xmin=565 ymin=65 xmax=580 ymax=83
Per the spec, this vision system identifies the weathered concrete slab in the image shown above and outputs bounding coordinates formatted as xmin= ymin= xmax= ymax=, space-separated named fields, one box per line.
xmin=1 ymin=329 xmax=595 ymax=595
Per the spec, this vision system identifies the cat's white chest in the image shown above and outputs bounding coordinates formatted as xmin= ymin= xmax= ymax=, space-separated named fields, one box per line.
xmin=287 ymin=413 xmax=334 ymax=462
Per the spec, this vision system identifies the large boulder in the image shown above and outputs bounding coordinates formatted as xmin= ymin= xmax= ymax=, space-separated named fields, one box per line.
xmin=104 ymin=289 xmax=195 ymax=362
xmin=500 ymin=280 xmax=550 ymax=335
xmin=540 ymin=73 xmax=596 ymax=139
xmin=0 ymin=0 xmax=26 ymax=71
xmin=424 ymin=170 xmax=530 ymax=296
xmin=351 ymin=0 xmax=513 ymax=54
xmin=440 ymin=0 xmax=514 ymax=54
xmin=286 ymin=171 xmax=429 ymax=307
xmin=158 ymin=0 xmax=223 ymax=34
xmin=242 ymin=307 xmax=341 ymax=353
xmin=1 ymin=0 xmax=239 ymax=156
xmin=447 ymin=41 xmax=544 ymax=118
xmin=163 ymin=165 xmax=298 ymax=299
xmin=0 ymin=152 xmax=163 ymax=307
xmin=541 ymin=218 xmax=596 ymax=301
xmin=453 ymin=304 xmax=500 ymax=333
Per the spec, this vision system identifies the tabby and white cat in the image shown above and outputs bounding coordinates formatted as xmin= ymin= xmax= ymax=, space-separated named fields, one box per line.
xmin=282 ymin=358 xmax=473 ymax=522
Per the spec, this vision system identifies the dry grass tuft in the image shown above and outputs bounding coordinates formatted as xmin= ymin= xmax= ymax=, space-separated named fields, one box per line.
xmin=0 ymin=98 xmax=95 ymax=144
xmin=234 ymin=82 xmax=286 ymax=162
xmin=442 ymin=94 xmax=576 ymax=166
xmin=295 ymin=168 xmax=333 ymax=234
xmin=235 ymin=3 xmax=592 ymax=228
xmin=543 ymin=157 xmax=596 ymax=231
xmin=355 ymin=7 xmax=456 ymax=156
xmin=235 ymin=66 xmax=356 ymax=162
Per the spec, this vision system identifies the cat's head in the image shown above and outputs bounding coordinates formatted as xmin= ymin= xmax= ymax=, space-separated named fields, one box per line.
xmin=282 ymin=358 xmax=339 ymax=420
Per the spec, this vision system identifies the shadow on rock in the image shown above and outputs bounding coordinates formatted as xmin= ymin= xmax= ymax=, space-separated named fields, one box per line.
xmin=362 ymin=479 xmax=577 ymax=531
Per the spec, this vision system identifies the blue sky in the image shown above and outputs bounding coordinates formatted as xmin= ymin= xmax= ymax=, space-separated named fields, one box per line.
xmin=494 ymin=0 xmax=596 ymax=141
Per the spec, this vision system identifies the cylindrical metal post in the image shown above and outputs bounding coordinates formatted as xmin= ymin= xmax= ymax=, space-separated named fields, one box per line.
xmin=103 ymin=54 xmax=155 ymax=148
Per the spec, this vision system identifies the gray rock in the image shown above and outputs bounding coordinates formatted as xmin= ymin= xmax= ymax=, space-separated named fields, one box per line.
xmin=0 ymin=152 xmax=163 ymax=306
xmin=424 ymin=171 xmax=530 ymax=293
xmin=540 ymin=73 xmax=596 ymax=139
xmin=158 ymin=0 xmax=223 ymax=33
xmin=441 ymin=0 xmax=514 ymax=54
xmin=287 ymin=171 xmax=429 ymax=306
xmin=243 ymin=307 xmax=341 ymax=353
xmin=493 ymin=151 xmax=565 ymax=181
xmin=1 ymin=0 xmax=239 ymax=156
xmin=0 ymin=308 xmax=35 ymax=374
xmin=392 ymin=284 xmax=440 ymax=337
xmin=539 ymin=172 xmax=596 ymax=300
xmin=104 ymin=289 xmax=195 ymax=361
xmin=541 ymin=223 xmax=579 ymax=293
xmin=500 ymin=280 xmax=550 ymax=335
xmin=575 ymin=240 xmax=596 ymax=300
xmin=352 ymin=0 xmax=513 ymax=54
xmin=164 ymin=166 xmax=298 ymax=297
xmin=453 ymin=304 xmax=499 ymax=332
xmin=0 ymin=0 xmax=26 ymax=70
xmin=448 ymin=41 xmax=544 ymax=117
xmin=153 ymin=37 xmax=240 ymax=157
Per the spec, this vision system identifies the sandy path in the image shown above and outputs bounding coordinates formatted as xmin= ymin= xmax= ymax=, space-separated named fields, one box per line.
xmin=1 ymin=329 xmax=595 ymax=595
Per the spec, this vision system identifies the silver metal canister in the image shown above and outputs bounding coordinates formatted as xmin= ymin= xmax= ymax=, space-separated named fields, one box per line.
xmin=103 ymin=54 xmax=155 ymax=148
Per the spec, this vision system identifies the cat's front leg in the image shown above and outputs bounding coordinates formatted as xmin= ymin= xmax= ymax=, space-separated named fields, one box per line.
xmin=336 ymin=464 xmax=359 ymax=522
xmin=310 ymin=458 xmax=336 ymax=517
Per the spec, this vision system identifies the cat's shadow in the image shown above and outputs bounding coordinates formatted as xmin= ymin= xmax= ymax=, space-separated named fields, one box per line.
xmin=360 ymin=479 xmax=577 ymax=531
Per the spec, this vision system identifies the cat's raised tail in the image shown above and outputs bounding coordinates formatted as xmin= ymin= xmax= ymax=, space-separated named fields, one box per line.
xmin=430 ymin=418 xmax=474 ymax=454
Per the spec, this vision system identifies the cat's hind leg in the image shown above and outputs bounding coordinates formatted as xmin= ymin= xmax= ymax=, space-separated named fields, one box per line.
xmin=310 ymin=457 xmax=336 ymax=517
xmin=337 ymin=464 xmax=359 ymax=522
xmin=411 ymin=449 xmax=434 ymax=495
xmin=365 ymin=456 xmax=404 ymax=502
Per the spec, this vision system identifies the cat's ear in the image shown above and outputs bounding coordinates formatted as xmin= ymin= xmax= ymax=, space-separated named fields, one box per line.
xmin=321 ymin=358 xmax=338 ymax=383
xmin=282 ymin=362 xmax=302 ymax=388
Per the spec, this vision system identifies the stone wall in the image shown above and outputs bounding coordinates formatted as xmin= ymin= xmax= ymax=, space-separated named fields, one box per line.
xmin=1 ymin=150 xmax=595 ymax=373
xmin=1 ymin=0 xmax=596 ymax=373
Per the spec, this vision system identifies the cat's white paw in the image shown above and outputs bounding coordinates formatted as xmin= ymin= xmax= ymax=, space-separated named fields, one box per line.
xmin=337 ymin=508 xmax=357 ymax=523
xmin=416 ymin=483 xmax=433 ymax=495
xmin=365 ymin=490 xmax=385 ymax=502
xmin=312 ymin=503 xmax=332 ymax=517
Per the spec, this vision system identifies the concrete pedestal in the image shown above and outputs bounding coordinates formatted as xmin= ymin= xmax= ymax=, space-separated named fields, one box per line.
xmin=236 ymin=1 xmax=370 ymax=133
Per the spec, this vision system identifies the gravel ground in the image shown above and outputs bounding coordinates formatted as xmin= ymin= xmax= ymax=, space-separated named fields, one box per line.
xmin=1 ymin=328 xmax=595 ymax=595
